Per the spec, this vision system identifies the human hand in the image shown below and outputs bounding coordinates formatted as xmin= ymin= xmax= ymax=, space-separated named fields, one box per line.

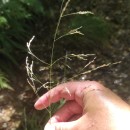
xmin=34 ymin=81 xmax=130 ymax=130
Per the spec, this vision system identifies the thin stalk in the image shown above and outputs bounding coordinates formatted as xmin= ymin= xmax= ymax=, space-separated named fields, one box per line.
xmin=49 ymin=0 xmax=71 ymax=118
xmin=24 ymin=108 xmax=27 ymax=130
xmin=68 ymin=61 xmax=121 ymax=80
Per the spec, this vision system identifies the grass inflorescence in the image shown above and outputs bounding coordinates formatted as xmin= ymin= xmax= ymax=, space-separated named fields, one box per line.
xmin=25 ymin=0 xmax=121 ymax=129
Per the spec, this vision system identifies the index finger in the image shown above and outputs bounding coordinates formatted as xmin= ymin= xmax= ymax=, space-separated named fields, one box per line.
xmin=34 ymin=81 xmax=104 ymax=110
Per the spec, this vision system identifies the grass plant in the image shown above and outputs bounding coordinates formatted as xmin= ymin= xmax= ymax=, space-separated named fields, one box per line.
xmin=25 ymin=0 xmax=121 ymax=129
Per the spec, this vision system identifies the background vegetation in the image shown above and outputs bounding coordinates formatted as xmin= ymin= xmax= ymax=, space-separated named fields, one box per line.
xmin=0 ymin=0 xmax=45 ymax=89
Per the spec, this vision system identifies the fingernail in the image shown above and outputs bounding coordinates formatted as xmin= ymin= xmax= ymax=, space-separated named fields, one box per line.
xmin=44 ymin=124 xmax=55 ymax=130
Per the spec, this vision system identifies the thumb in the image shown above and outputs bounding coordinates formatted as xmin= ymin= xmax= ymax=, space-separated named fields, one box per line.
xmin=44 ymin=122 xmax=77 ymax=130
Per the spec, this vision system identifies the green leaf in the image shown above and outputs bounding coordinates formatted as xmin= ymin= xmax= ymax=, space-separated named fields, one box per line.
xmin=0 ymin=16 xmax=8 ymax=27
xmin=0 ymin=71 xmax=13 ymax=90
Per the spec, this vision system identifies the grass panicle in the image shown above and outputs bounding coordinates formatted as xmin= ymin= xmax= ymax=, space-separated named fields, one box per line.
xmin=26 ymin=0 xmax=121 ymax=129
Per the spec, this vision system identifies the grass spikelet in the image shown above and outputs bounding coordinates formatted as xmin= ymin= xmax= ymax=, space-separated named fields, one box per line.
xmin=62 ymin=11 xmax=94 ymax=17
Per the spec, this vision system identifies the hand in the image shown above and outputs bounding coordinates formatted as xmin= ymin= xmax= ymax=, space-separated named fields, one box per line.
xmin=34 ymin=81 xmax=130 ymax=130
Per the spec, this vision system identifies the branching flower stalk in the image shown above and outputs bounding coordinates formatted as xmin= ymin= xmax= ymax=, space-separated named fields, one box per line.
xmin=25 ymin=0 xmax=122 ymax=126
xmin=26 ymin=0 xmax=95 ymax=94
xmin=49 ymin=0 xmax=90 ymax=88
xmin=50 ymin=0 xmax=71 ymax=88
xmin=69 ymin=61 xmax=122 ymax=80
xmin=27 ymin=36 xmax=49 ymax=66
xmin=48 ymin=0 xmax=72 ymax=116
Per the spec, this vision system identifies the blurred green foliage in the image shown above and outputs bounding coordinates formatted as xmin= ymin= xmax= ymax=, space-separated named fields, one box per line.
xmin=0 ymin=0 xmax=44 ymax=62
xmin=0 ymin=0 xmax=45 ymax=89
xmin=0 ymin=71 xmax=12 ymax=90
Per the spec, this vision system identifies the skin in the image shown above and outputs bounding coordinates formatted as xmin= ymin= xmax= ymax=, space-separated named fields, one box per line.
xmin=34 ymin=81 xmax=130 ymax=130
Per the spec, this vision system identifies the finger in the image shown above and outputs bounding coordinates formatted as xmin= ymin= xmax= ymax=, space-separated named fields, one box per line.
xmin=34 ymin=81 xmax=104 ymax=110
xmin=34 ymin=81 xmax=89 ymax=110
xmin=44 ymin=121 xmax=78 ymax=130
xmin=48 ymin=101 xmax=82 ymax=123
xmin=34 ymin=81 xmax=87 ymax=110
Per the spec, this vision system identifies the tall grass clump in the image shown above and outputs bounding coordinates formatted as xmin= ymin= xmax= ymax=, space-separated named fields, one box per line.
xmin=26 ymin=0 xmax=121 ymax=129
